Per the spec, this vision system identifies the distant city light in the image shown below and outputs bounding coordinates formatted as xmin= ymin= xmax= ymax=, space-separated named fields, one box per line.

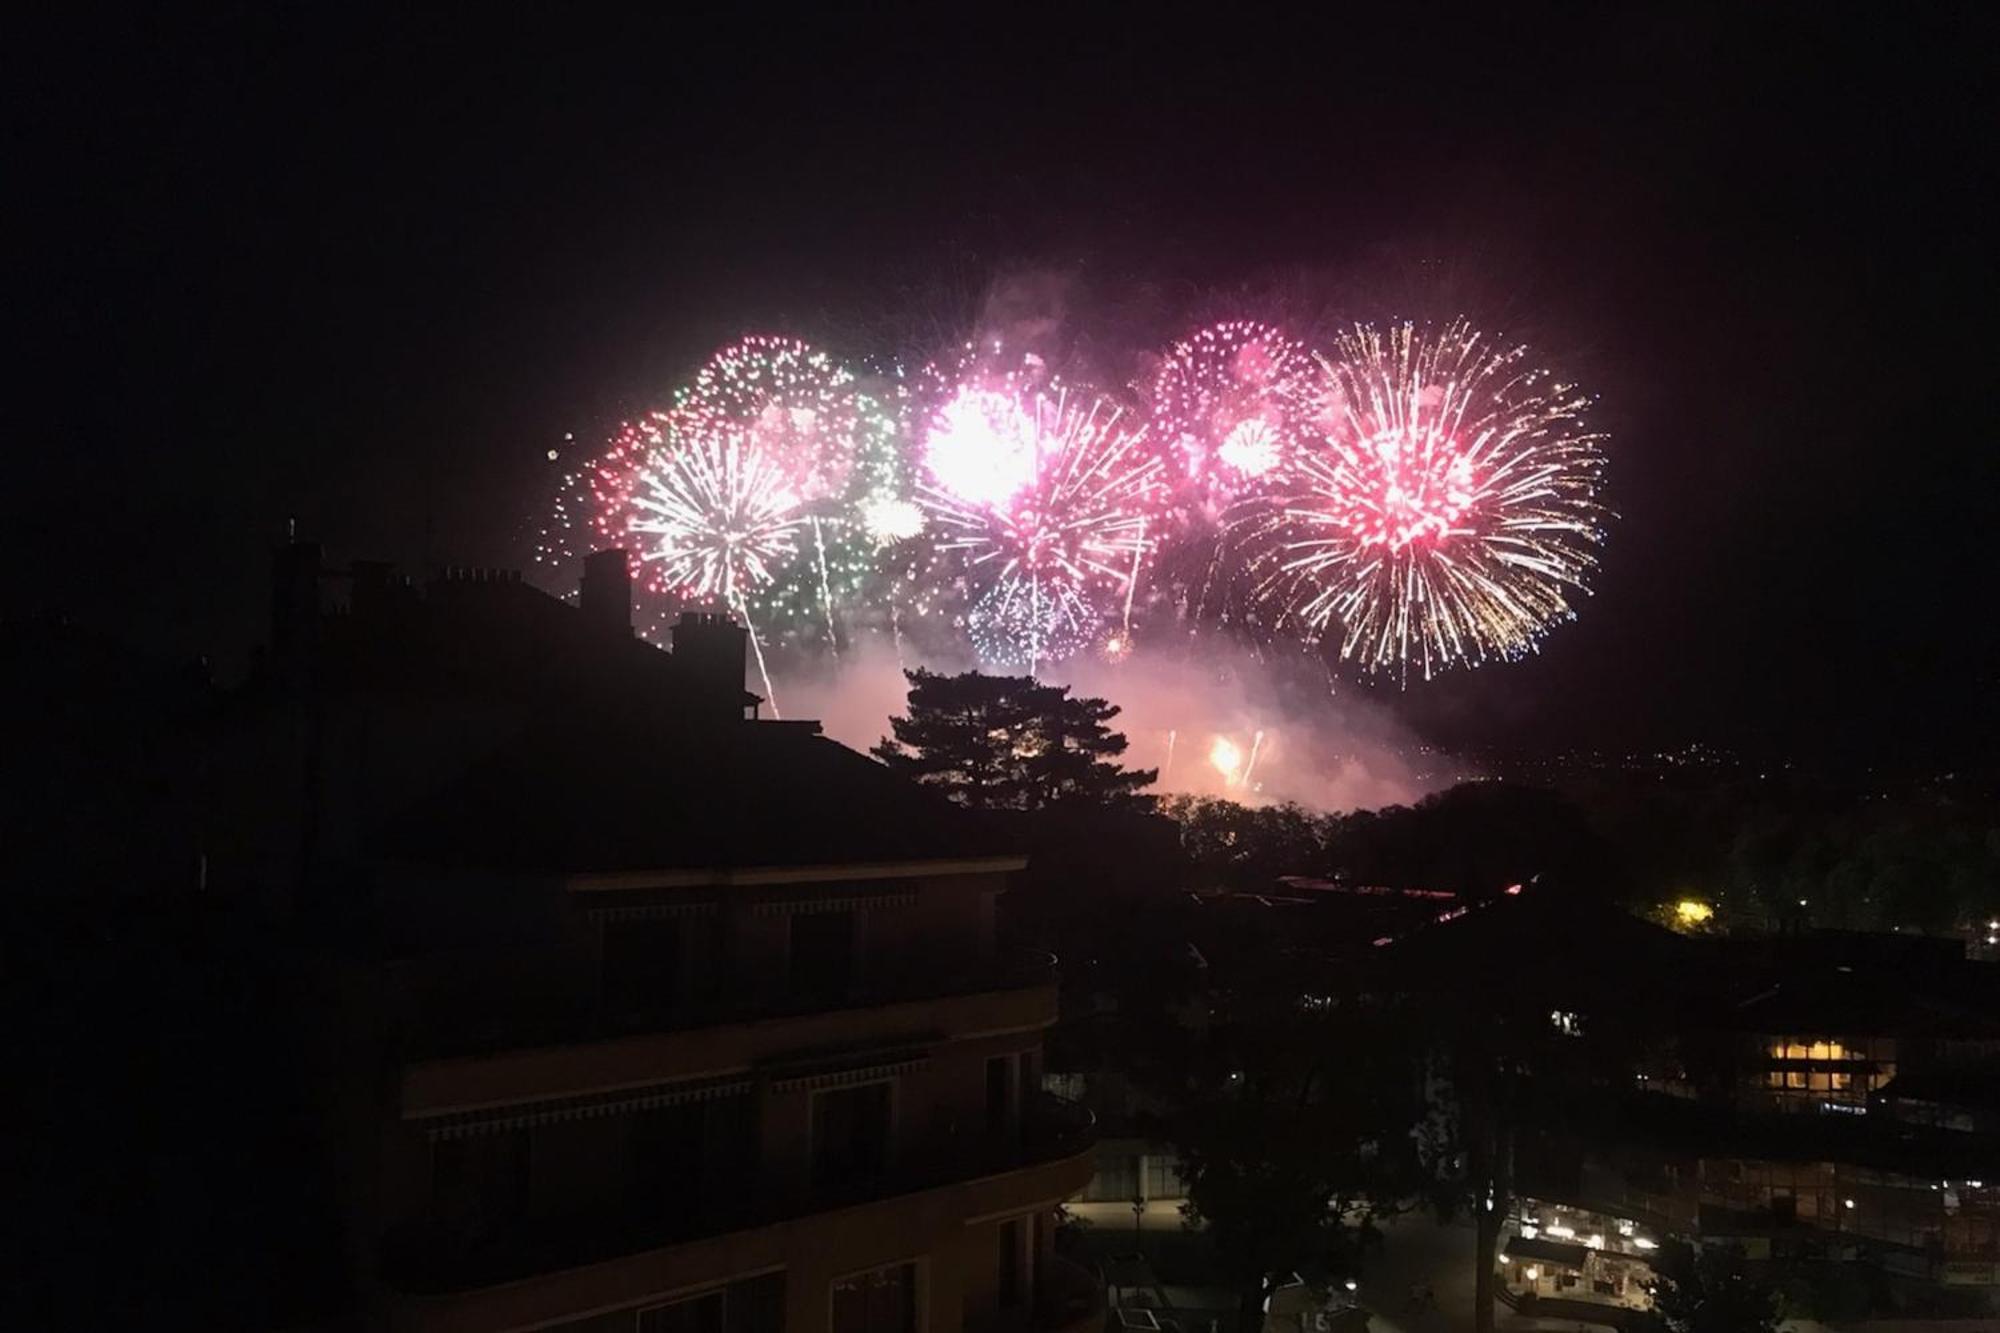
xmin=1674 ymin=898 xmax=1714 ymax=927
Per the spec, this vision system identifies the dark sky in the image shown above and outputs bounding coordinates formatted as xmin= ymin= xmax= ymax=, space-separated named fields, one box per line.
xmin=9 ymin=8 xmax=1994 ymax=767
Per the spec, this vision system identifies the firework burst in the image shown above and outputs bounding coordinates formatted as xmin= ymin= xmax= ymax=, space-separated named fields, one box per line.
xmin=624 ymin=422 xmax=806 ymax=605
xmin=912 ymin=356 xmax=1167 ymax=670
xmin=1152 ymin=320 xmax=1317 ymax=509
xmin=548 ymin=337 xmax=906 ymax=663
xmin=1242 ymin=320 xmax=1606 ymax=679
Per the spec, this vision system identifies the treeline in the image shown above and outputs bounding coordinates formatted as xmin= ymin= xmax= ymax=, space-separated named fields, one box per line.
xmin=1161 ymin=775 xmax=2000 ymax=931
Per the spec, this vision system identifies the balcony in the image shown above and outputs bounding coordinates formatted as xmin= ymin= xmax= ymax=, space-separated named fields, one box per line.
xmin=400 ymin=954 xmax=1061 ymax=1119
xmin=380 ymin=1093 xmax=1097 ymax=1298
xmin=395 ymin=946 xmax=1059 ymax=1062
xmin=1037 ymin=1254 xmax=1107 ymax=1333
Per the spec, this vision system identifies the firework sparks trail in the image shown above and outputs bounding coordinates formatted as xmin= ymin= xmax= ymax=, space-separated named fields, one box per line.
xmin=1241 ymin=729 xmax=1266 ymax=789
xmin=734 ymin=590 xmax=780 ymax=717
xmin=1240 ymin=320 xmax=1607 ymax=680
xmin=914 ymin=367 xmax=1167 ymax=670
xmin=810 ymin=516 xmax=839 ymax=660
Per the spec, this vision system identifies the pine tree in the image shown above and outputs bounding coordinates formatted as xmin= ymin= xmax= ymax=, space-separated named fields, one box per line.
xmin=872 ymin=669 xmax=1156 ymax=811
xmin=1020 ymin=690 xmax=1156 ymax=810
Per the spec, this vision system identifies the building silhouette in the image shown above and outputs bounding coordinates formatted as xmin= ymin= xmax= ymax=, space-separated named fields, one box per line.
xmin=224 ymin=545 xmax=1101 ymax=1332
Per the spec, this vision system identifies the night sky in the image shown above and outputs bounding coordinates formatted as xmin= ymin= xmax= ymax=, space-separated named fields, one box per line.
xmin=10 ymin=9 xmax=1994 ymax=768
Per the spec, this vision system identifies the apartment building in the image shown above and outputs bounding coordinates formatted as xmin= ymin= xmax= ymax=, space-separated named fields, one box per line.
xmin=233 ymin=545 xmax=1101 ymax=1332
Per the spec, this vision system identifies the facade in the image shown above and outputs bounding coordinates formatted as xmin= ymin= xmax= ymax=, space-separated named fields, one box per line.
xmin=237 ymin=545 xmax=1101 ymax=1332
xmin=1374 ymin=891 xmax=2000 ymax=1318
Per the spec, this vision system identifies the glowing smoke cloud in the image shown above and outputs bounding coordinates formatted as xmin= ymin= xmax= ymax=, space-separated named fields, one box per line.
xmin=774 ymin=636 xmax=1443 ymax=813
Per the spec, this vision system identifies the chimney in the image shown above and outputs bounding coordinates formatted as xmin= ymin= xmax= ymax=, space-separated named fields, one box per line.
xmin=271 ymin=541 xmax=323 ymax=684
xmin=671 ymin=610 xmax=751 ymax=720
xmin=580 ymin=549 xmax=632 ymax=636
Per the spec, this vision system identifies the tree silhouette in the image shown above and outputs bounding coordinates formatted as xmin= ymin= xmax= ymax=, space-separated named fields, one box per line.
xmin=871 ymin=669 xmax=1155 ymax=811
xmin=1171 ymin=962 xmax=1420 ymax=1327
xmin=1637 ymin=1241 xmax=1783 ymax=1333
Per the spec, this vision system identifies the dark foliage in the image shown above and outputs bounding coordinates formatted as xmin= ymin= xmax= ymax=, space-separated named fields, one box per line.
xmin=872 ymin=669 xmax=1155 ymax=811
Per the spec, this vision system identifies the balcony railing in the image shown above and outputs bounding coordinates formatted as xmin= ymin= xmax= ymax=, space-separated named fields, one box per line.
xmin=397 ymin=947 xmax=1060 ymax=1060
xmin=1036 ymin=1253 xmax=1106 ymax=1333
xmin=380 ymin=1092 xmax=1097 ymax=1295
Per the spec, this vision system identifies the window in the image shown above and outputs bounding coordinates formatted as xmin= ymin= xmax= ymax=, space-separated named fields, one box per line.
xmin=632 ymin=1092 xmax=758 ymax=1209
xmin=431 ymin=1129 xmax=530 ymax=1238
xmin=985 ymin=1054 xmax=1016 ymax=1135
xmin=639 ymin=1290 xmax=722 ymax=1333
xmin=632 ymin=1100 xmax=706 ymax=1202
xmin=831 ymin=1262 xmax=917 ymax=1333
xmin=637 ymin=1272 xmax=783 ymax=1333
xmin=789 ymin=911 xmax=855 ymax=999
xmin=997 ymin=1218 xmax=1022 ymax=1308
xmin=1145 ymin=1155 xmax=1186 ymax=1200
xmin=812 ymin=1082 xmax=891 ymax=1190
xmin=604 ymin=917 xmax=683 ymax=1018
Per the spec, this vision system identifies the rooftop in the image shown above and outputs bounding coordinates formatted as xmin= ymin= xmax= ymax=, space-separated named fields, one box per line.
xmin=382 ymin=714 xmax=1022 ymax=874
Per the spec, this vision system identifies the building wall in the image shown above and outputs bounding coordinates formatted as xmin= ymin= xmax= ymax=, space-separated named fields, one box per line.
xmin=372 ymin=863 xmax=1081 ymax=1331
xmin=382 ymin=1150 xmax=1093 ymax=1332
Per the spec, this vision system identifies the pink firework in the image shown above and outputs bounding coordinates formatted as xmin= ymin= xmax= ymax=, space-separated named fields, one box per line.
xmin=665 ymin=334 xmax=866 ymax=505
xmin=912 ymin=356 xmax=1167 ymax=669
xmin=923 ymin=387 xmax=1037 ymax=508
xmin=1152 ymin=320 xmax=1316 ymax=509
xmin=1244 ymin=320 xmax=1607 ymax=679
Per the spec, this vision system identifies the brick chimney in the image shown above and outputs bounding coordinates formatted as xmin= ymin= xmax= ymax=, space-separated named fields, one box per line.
xmin=671 ymin=610 xmax=751 ymax=720
xmin=579 ymin=549 xmax=632 ymax=636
